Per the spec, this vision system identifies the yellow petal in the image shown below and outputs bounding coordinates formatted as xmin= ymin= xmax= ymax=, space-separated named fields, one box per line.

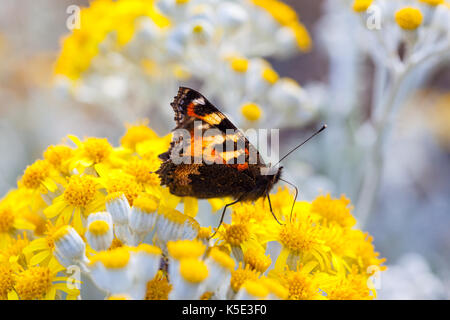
xmin=42 ymin=178 xmax=58 ymax=193
xmin=67 ymin=135 xmax=82 ymax=147
xmin=44 ymin=199 xmax=68 ymax=219
xmin=73 ymin=208 xmax=84 ymax=235
xmin=13 ymin=218 xmax=36 ymax=231
xmin=44 ymin=287 xmax=56 ymax=300
xmin=208 ymin=198 xmax=225 ymax=212
xmin=24 ymin=238 xmax=48 ymax=254
xmin=7 ymin=290 xmax=19 ymax=300
xmin=183 ymin=197 xmax=198 ymax=218
xmin=57 ymin=205 xmax=74 ymax=226
xmin=30 ymin=250 xmax=50 ymax=266
xmin=160 ymin=187 xmax=180 ymax=209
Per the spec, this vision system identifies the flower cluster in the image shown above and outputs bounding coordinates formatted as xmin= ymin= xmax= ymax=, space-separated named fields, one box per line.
xmin=351 ymin=0 xmax=449 ymax=70
xmin=54 ymin=0 xmax=317 ymax=129
xmin=0 ymin=122 xmax=385 ymax=300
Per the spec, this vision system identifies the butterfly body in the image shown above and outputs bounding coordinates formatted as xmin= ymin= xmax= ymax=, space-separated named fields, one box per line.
xmin=156 ymin=87 xmax=282 ymax=203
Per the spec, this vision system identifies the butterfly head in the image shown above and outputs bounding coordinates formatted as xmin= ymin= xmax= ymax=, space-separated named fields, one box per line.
xmin=247 ymin=165 xmax=283 ymax=200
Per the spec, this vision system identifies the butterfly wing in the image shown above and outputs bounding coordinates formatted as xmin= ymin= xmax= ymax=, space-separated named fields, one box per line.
xmin=157 ymin=87 xmax=266 ymax=199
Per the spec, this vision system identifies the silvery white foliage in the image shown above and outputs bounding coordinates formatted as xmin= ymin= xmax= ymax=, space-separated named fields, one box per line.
xmin=308 ymin=0 xmax=450 ymax=221
xmin=378 ymin=253 xmax=448 ymax=300
xmin=58 ymin=0 xmax=318 ymax=133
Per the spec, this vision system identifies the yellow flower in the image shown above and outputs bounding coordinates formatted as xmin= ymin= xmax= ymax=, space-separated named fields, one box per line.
xmin=123 ymin=157 xmax=161 ymax=195
xmin=326 ymin=266 xmax=375 ymax=300
xmin=273 ymin=261 xmax=329 ymax=300
xmin=11 ymin=258 xmax=79 ymax=300
xmin=0 ymin=122 xmax=385 ymax=300
xmin=44 ymin=174 xmax=105 ymax=233
xmin=145 ymin=271 xmax=172 ymax=300
xmin=395 ymin=7 xmax=423 ymax=30
xmin=54 ymin=0 xmax=170 ymax=80
xmin=0 ymin=233 xmax=30 ymax=268
xmin=310 ymin=194 xmax=356 ymax=228
xmin=23 ymin=221 xmax=72 ymax=267
xmin=230 ymin=263 xmax=260 ymax=293
xmin=99 ymin=170 xmax=142 ymax=206
xmin=18 ymin=160 xmax=61 ymax=195
xmin=419 ymin=0 xmax=444 ymax=6
xmin=43 ymin=145 xmax=74 ymax=175
xmin=0 ymin=201 xmax=35 ymax=242
xmin=251 ymin=0 xmax=311 ymax=51
xmin=121 ymin=120 xmax=159 ymax=151
xmin=241 ymin=103 xmax=263 ymax=122
xmin=68 ymin=136 xmax=127 ymax=173
xmin=230 ymin=57 xmax=249 ymax=73
xmin=352 ymin=0 xmax=373 ymax=12
xmin=276 ymin=210 xmax=330 ymax=271
xmin=0 ymin=263 xmax=15 ymax=299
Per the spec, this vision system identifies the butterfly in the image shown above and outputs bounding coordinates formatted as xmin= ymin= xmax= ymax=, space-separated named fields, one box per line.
xmin=156 ymin=87 xmax=326 ymax=235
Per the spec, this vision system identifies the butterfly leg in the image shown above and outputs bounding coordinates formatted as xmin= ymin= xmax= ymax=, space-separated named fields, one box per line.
xmin=210 ymin=198 xmax=242 ymax=239
xmin=266 ymin=192 xmax=283 ymax=225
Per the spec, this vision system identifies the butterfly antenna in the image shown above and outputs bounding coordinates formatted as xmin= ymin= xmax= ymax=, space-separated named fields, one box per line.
xmin=274 ymin=124 xmax=327 ymax=167
xmin=279 ymin=178 xmax=298 ymax=222
xmin=266 ymin=192 xmax=283 ymax=225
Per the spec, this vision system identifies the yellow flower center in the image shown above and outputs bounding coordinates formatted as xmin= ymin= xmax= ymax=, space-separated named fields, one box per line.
xmin=419 ymin=0 xmax=444 ymax=6
xmin=52 ymin=225 xmax=72 ymax=244
xmin=224 ymin=224 xmax=250 ymax=246
xmin=15 ymin=266 xmax=52 ymax=300
xmin=262 ymin=67 xmax=279 ymax=84
xmin=395 ymin=7 xmax=423 ymax=30
xmin=83 ymin=137 xmax=112 ymax=163
xmin=0 ymin=265 xmax=15 ymax=299
xmin=241 ymin=103 xmax=262 ymax=122
xmin=108 ymin=237 xmax=123 ymax=250
xmin=1 ymin=235 xmax=29 ymax=260
xmin=278 ymin=218 xmax=319 ymax=254
xmin=192 ymin=24 xmax=204 ymax=33
xmin=208 ymin=247 xmax=235 ymax=272
xmin=200 ymin=291 xmax=213 ymax=300
xmin=352 ymin=0 xmax=373 ymax=12
xmin=63 ymin=175 xmax=97 ymax=207
xmin=310 ymin=194 xmax=356 ymax=227
xmin=0 ymin=205 xmax=15 ymax=233
xmin=179 ymin=258 xmax=208 ymax=283
xmin=286 ymin=271 xmax=317 ymax=300
xmin=124 ymin=159 xmax=160 ymax=186
xmin=244 ymin=248 xmax=271 ymax=272
xmin=43 ymin=145 xmax=73 ymax=170
xmin=167 ymin=240 xmax=206 ymax=260
xmin=133 ymin=194 xmax=159 ymax=213
xmin=197 ymin=226 xmax=211 ymax=240
xmin=21 ymin=160 xmax=51 ymax=189
xmin=106 ymin=174 xmax=141 ymax=206
xmin=121 ymin=122 xmax=157 ymax=150
xmin=145 ymin=272 xmax=172 ymax=300
xmin=89 ymin=247 xmax=130 ymax=269
xmin=88 ymin=220 xmax=110 ymax=236
xmin=134 ymin=243 xmax=162 ymax=256
xmin=230 ymin=57 xmax=249 ymax=73
xmin=176 ymin=0 xmax=190 ymax=4
xmin=230 ymin=264 xmax=259 ymax=292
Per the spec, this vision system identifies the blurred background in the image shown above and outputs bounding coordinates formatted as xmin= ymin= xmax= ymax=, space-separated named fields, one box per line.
xmin=0 ymin=0 xmax=449 ymax=299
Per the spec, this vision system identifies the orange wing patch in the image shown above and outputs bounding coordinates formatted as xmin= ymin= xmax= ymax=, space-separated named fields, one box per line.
xmin=187 ymin=103 xmax=223 ymax=125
